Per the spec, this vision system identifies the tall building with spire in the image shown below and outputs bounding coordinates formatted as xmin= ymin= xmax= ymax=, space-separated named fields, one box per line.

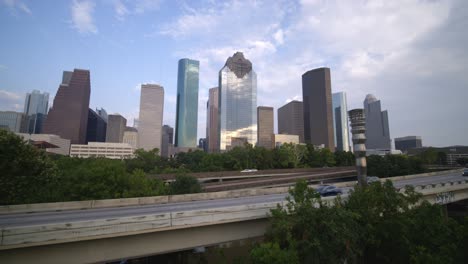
xmin=175 ymin=58 xmax=199 ymax=148
xmin=206 ymin=87 xmax=219 ymax=153
xmin=218 ymin=52 xmax=257 ymax=150
xmin=43 ymin=69 xmax=90 ymax=144
xmin=363 ymin=94 xmax=391 ymax=150
xmin=302 ymin=67 xmax=335 ymax=151
xmin=137 ymin=84 xmax=164 ymax=152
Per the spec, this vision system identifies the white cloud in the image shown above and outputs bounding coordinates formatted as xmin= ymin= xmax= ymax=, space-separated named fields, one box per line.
xmin=0 ymin=89 xmax=23 ymax=112
xmin=0 ymin=65 xmax=7 ymax=71
xmin=71 ymin=0 xmax=98 ymax=34
xmin=114 ymin=0 xmax=129 ymax=21
xmin=2 ymin=0 xmax=31 ymax=14
xmin=0 ymin=89 xmax=21 ymax=100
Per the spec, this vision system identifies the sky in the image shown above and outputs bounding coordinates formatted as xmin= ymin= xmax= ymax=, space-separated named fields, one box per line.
xmin=0 ymin=0 xmax=467 ymax=147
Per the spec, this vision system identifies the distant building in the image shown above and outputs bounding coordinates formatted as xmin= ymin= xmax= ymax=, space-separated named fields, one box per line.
xmin=394 ymin=136 xmax=422 ymax=152
xmin=363 ymin=94 xmax=391 ymax=150
xmin=257 ymin=106 xmax=274 ymax=149
xmin=17 ymin=133 xmax=71 ymax=155
xmin=86 ymin=108 xmax=107 ymax=143
xmin=23 ymin=90 xmax=49 ymax=134
xmin=219 ymin=52 xmax=257 ymax=151
xmin=302 ymin=68 xmax=335 ymax=151
xmin=366 ymin=149 xmax=402 ymax=156
xmin=123 ymin=126 xmax=138 ymax=149
xmin=96 ymin=108 xmax=108 ymax=123
xmin=0 ymin=111 xmax=27 ymax=133
xmin=106 ymin=114 xmax=127 ymax=143
xmin=43 ymin=69 xmax=90 ymax=144
xmin=70 ymin=142 xmax=134 ymax=159
xmin=407 ymin=146 xmax=468 ymax=166
xmin=161 ymin=125 xmax=174 ymax=157
xmin=274 ymin=134 xmax=300 ymax=147
xmin=277 ymin=100 xmax=304 ymax=143
xmin=198 ymin=138 xmax=207 ymax=152
xmin=206 ymin=87 xmax=219 ymax=153
xmin=332 ymin=92 xmax=350 ymax=152
xmin=175 ymin=58 xmax=199 ymax=148
xmin=138 ymin=84 xmax=164 ymax=152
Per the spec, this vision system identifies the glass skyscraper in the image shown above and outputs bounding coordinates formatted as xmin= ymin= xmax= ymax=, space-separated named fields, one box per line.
xmin=23 ymin=90 xmax=49 ymax=134
xmin=218 ymin=52 xmax=257 ymax=151
xmin=363 ymin=94 xmax=391 ymax=150
xmin=175 ymin=58 xmax=199 ymax=148
xmin=332 ymin=92 xmax=350 ymax=152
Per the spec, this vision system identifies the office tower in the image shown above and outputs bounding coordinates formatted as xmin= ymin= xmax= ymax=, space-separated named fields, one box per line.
xmin=23 ymin=90 xmax=49 ymax=134
xmin=278 ymin=100 xmax=304 ymax=143
xmin=106 ymin=114 xmax=127 ymax=143
xmin=86 ymin=108 xmax=107 ymax=143
xmin=206 ymin=87 xmax=219 ymax=153
xmin=96 ymin=108 xmax=108 ymax=123
xmin=43 ymin=69 xmax=90 ymax=144
xmin=123 ymin=127 xmax=138 ymax=149
xmin=138 ymin=84 xmax=164 ymax=152
xmin=175 ymin=58 xmax=200 ymax=148
xmin=219 ymin=52 xmax=257 ymax=151
xmin=363 ymin=94 xmax=391 ymax=150
xmin=302 ymin=67 xmax=335 ymax=151
xmin=257 ymin=106 xmax=274 ymax=149
xmin=332 ymin=92 xmax=350 ymax=152
xmin=394 ymin=136 xmax=422 ymax=152
xmin=0 ymin=111 xmax=27 ymax=132
xmin=161 ymin=125 xmax=174 ymax=157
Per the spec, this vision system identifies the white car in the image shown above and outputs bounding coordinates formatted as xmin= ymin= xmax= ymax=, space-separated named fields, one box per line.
xmin=367 ymin=176 xmax=380 ymax=184
xmin=241 ymin=169 xmax=258 ymax=173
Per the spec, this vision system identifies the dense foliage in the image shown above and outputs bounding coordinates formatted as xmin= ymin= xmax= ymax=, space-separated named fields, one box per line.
xmin=250 ymin=180 xmax=468 ymax=263
xmin=1 ymin=130 xmax=430 ymax=205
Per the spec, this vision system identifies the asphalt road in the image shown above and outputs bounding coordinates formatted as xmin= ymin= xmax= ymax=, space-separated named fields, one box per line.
xmin=0 ymin=171 xmax=465 ymax=229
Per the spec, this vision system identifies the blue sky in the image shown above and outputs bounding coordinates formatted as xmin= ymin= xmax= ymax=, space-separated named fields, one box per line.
xmin=1 ymin=0 xmax=467 ymax=147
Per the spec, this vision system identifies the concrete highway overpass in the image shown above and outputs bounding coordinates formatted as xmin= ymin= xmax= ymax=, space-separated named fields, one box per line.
xmin=0 ymin=169 xmax=467 ymax=264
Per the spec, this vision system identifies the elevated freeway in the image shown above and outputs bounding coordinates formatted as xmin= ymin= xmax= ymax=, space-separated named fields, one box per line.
xmin=0 ymin=169 xmax=467 ymax=264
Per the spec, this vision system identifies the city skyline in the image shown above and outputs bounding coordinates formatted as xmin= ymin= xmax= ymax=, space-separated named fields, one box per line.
xmin=1 ymin=1 xmax=467 ymax=147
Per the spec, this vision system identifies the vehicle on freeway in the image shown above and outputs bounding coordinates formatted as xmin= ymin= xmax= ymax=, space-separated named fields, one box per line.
xmin=463 ymin=168 xmax=468 ymax=176
xmin=315 ymin=185 xmax=343 ymax=197
xmin=241 ymin=169 xmax=258 ymax=173
xmin=367 ymin=176 xmax=380 ymax=184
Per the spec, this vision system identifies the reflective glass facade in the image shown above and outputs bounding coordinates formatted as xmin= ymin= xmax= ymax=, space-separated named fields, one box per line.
xmin=332 ymin=92 xmax=350 ymax=152
xmin=23 ymin=90 xmax=49 ymax=134
xmin=219 ymin=52 xmax=257 ymax=150
xmin=175 ymin=58 xmax=199 ymax=148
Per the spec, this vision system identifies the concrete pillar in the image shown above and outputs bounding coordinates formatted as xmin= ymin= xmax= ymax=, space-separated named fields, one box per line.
xmin=348 ymin=109 xmax=367 ymax=187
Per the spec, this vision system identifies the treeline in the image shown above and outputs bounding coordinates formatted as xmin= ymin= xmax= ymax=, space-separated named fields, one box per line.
xmin=1 ymin=130 xmax=428 ymax=205
xmin=248 ymin=180 xmax=468 ymax=263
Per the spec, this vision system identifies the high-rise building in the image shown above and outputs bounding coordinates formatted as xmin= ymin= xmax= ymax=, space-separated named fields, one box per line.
xmin=138 ymin=84 xmax=164 ymax=152
xmin=43 ymin=69 xmax=90 ymax=144
xmin=277 ymin=100 xmax=304 ymax=143
xmin=363 ymin=94 xmax=391 ymax=150
xmin=23 ymin=90 xmax=49 ymax=134
xmin=161 ymin=125 xmax=174 ymax=157
xmin=302 ymin=67 xmax=335 ymax=151
xmin=219 ymin=52 xmax=257 ymax=151
xmin=96 ymin=108 xmax=108 ymax=123
xmin=394 ymin=136 xmax=422 ymax=152
xmin=86 ymin=108 xmax=107 ymax=143
xmin=0 ymin=111 xmax=27 ymax=133
xmin=123 ymin=127 xmax=138 ymax=149
xmin=106 ymin=114 xmax=127 ymax=143
xmin=257 ymin=106 xmax=274 ymax=149
xmin=175 ymin=58 xmax=200 ymax=148
xmin=332 ymin=92 xmax=350 ymax=152
xmin=206 ymin=87 xmax=219 ymax=153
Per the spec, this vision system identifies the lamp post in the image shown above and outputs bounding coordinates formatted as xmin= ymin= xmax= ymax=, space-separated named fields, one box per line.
xmin=348 ymin=109 xmax=367 ymax=187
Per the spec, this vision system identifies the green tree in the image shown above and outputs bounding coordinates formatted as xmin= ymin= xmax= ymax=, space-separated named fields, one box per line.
xmin=0 ymin=130 xmax=58 ymax=204
xmin=125 ymin=148 xmax=161 ymax=173
xmin=169 ymin=174 xmax=202 ymax=195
